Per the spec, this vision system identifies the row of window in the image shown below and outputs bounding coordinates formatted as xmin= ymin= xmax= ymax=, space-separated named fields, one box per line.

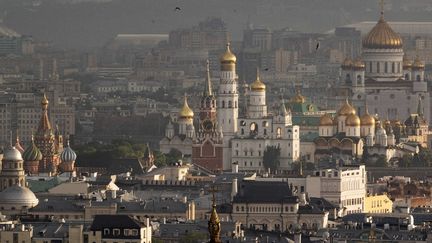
xmin=235 ymin=205 xmax=296 ymax=213
xmin=103 ymin=228 xmax=139 ymax=236
xmin=342 ymin=197 xmax=363 ymax=207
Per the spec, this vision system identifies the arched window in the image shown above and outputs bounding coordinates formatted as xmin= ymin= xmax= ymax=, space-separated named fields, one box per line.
xmin=377 ymin=62 xmax=380 ymax=73
xmin=405 ymin=74 xmax=409 ymax=80
xmin=369 ymin=62 xmax=372 ymax=72
xmin=391 ymin=62 xmax=395 ymax=73
xmin=345 ymin=74 xmax=351 ymax=84
xmin=416 ymin=75 xmax=421 ymax=81
xmin=357 ymin=75 xmax=362 ymax=85
xmin=250 ymin=123 xmax=258 ymax=135
xmin=241 ymin=128 xmax=244 ymax=135
xmin=384 ymin=62 xmax=388 ymax=73
xmin=222 ymin=100 xmax=225 ymax=108
xmin=228 ymin=101 xmax=232 ymax=108
xmin=276 ymin=127 xmax=282 ymax=138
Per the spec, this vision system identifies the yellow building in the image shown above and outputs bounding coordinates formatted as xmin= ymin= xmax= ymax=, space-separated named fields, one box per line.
xmin=364 ymin=194 xmax=393 ymax=214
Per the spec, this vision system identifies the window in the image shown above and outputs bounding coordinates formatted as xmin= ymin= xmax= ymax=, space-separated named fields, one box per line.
xmin=377 ymin=62 xmax=380 ymax=73
xmin=113 ymin=229 xmax=120 ymax=236
xmin=131 ymin=229 xmax=139 ymax=236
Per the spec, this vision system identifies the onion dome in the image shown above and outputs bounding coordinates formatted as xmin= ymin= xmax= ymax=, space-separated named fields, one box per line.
xmin=291 ymin=92 xmax=306 ymax=104
xmin=360 ymin=109 xmax=375 ymax=126
xmin=346 ymin=114 xmax=361 ymax=126
xmin=0 ymin=184 xmax=39 ymax=209
xmin=23 ymin=137 xmax=43 ymax=162
xmin=319 ymin=113 xmax=334 ymax=126
xmin=14 ymin=137 xmax=24 ymax=153
xmin=412 ymin=56 xmax=425 ymax=70
xmin=220 ymin=43 xmax=236 ymax=63
xmin=178 ymin=96 xmax=194 ymax=119
xmin=384 ymin=119 xmax=391 ymax=127
xmin=41 ymin=93 xmax=49 ymax=106
xmin=352 ymin=58 xmax=365 ymax=70
xmin=61 ymin=141 xmax=77 ymax=162
xmin=338 ymin=99 xmax=356 ymax=116
xmin=403 ymin=55 xmax=412 ymax=69
xmin=250 ymin=68 xmax=266 ymax=92
xmin=341 ymin=57 xmax=353 ymax=69
xmin=362 ymin=15 xmax=403 ymax=49
xmin=4 ymin=146 xmax=23 ymax=161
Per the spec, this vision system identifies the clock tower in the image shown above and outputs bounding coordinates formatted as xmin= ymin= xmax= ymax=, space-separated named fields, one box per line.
xmin=192 ymin=60 xmax=224 ymax=172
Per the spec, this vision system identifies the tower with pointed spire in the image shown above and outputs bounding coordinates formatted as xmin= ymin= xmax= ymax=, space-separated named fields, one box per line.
xmin=192 ymin=61 xmax=224 ymax=171
xmin=34 ymin=94 xmax=62 ymax=174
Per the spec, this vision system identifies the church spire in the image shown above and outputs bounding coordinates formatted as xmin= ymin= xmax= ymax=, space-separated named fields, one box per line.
xmin=204 ymin=60 xmax=213 ymax=96
xmin=38 ymin=93 xmax=52 ymax=133
xmin=208 ymin=186 xmax=221 ymax=243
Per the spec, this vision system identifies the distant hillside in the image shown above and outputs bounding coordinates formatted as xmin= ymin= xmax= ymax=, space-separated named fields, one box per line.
xmin=1 ymin=0 xmax=432 ymax=49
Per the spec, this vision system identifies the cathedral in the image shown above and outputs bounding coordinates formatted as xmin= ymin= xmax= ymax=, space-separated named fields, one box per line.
xmin=161 ymin=44 xmax=300 ymax=172
xmin=333 ymin=8 xmax=429 ymax=126
xmin=315 ymin=98 xmax=426 ymax=163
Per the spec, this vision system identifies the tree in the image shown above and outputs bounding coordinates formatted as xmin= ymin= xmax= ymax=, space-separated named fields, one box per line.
xmin=398 ymin=154 xmax=412 ymax=168
xmin=375 ymin=155 xmax=388 ymax=167
xmin=416 ymin=148 xmax=432 ymax=167
xmin=153 ymin=150 xmax=167 ymax=167
xmin=166 ymin=148 xmax=183 ymax=165
xmin=263 ymin=145 xmax=281 ymax=173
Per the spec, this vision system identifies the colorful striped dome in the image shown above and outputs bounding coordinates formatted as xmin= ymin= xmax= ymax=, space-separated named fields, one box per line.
xmin=22 ymin=138 xmax=43 ymax=162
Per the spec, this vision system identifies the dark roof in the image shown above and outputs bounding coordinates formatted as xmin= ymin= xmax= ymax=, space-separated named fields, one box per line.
xmin=233 ymin=181 xmax=298 ymax=204
xmin=298 ymin=204 xmax=326 ymax=214
xmin=309 ymin=197 xmax=339 ymax=210
xmin=90 ymin=215 xmax=144 ymax=231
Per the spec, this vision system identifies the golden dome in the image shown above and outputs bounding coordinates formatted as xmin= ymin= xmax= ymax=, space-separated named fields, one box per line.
xmin=178 ymin=96 xmax=194 ymax=118
xmin=341 ymin=57 xmax=353 ymax=69
xmin=250 ymin=69 xmax=266 ymax=91
xmin=403 ymin=55 xmax=412 ymax=69
xmin=41 ymin=93 xmax=49 ymax=106
xmin=291 ymin=92 xmax=306 ymax=104
xmin=362 ymin=15 xmax=403 ymax=49
xmin=346 ymin=114 xmax=360 ymax=126
xmin=360 ymin=109 xmax=375 ymax=126
xmin=338 ymin=99 xmax=356 ymax=116
xmin=220 ymin=43 xmax=236 ymax=63
xmin=319 ymin=113 xmax=334 ymax=126
xmin=412 ymin=56 xmax=425 ymax=69
xmin=352 ymin=58 xmax=365 ymax=69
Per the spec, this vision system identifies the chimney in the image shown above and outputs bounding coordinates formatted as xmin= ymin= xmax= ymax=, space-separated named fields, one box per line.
xmin=232 ymin=162 xmax=239 ymax=173
xmin=231 ymin=178 xmax=238 ymax=201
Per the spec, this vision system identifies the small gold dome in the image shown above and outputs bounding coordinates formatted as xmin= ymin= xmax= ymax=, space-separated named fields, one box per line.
xmin=403 ymin=55 xmax=412 ymax=69
xmin=338 ymin=99 xmax=356 ymax=116
xmin=412 ymin=56 xmax=425 ymax=69
xmin=179 ymin=96 xmax=194 ymax=118
xmin=362 ymin=15 xmax=403 ymax=49
xmin=250 ymin=69 xmax=266 ymax=92
xmin=319 ymin=113 xmax=334 ymax=126
xmin=352 ymin=58 xmax=365 ymax=69
xmin=360 ymin=110 xmax=375 ymax=126
xmin=291 ymin=92 xmax=306 ymax=104
xmin=41 ymin=93 xmax=49 ymax=106
xmin=341 ymin=57 xmax=353 ymax=69
xmin=346 ymin=114 xmax=361 ymax=126
xmin=220 ymin=43 xmax=236 ymax=63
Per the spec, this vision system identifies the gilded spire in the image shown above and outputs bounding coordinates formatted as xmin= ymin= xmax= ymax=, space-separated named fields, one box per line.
xmin=204 ymin=60 xmax=213 ymax=96
xmin=38 ymin=93 xmax=52 ymax=132
xmin=208 ymin=186 xmax=221 ymax=243
xmin=250 ymin=67 xmax=266 ymax=91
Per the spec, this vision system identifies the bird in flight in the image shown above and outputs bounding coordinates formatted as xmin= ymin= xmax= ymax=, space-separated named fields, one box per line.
xmin=315 ymin=41 xmax=320 ymax=51
xmin=174 ymin=6 xmax=181 ymax=11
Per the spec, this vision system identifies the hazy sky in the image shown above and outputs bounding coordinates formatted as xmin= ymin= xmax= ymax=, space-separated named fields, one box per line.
xmin=1 ymin=0 xmax=431 ymax=48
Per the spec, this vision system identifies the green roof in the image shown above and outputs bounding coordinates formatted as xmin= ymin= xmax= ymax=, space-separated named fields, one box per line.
xmin=27 ymin=177 xmax=62 ymax=193
xmin=292 ymin=116 xmax=320 ymax=126
xmin=289 ymin=102 xmax=318 ymax=113
xmin=300 ymin=132 xmax=319 ymax=142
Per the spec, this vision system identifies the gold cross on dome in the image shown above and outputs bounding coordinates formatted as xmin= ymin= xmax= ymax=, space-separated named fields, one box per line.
xmin=208 ymin=185 xmax=219 ymax=205
xmin=380 ymin=0 xmax=385 ymax=16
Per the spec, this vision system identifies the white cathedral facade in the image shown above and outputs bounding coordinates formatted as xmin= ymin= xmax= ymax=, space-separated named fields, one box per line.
xmin=334 ymin=10 xmax=429 ymax=125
